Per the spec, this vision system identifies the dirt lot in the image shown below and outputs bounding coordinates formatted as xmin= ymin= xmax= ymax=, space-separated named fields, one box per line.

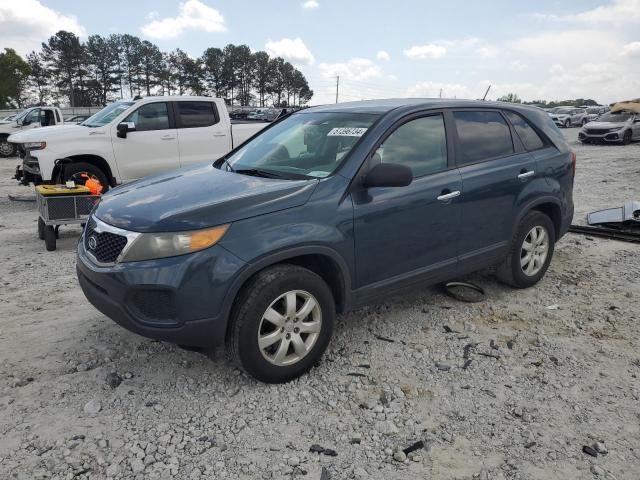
xmin=0 ymin=129 xmax=639 ymax=480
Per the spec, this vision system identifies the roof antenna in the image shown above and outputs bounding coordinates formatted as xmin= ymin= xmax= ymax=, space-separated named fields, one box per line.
xmin=482 ymin=85 xmax=492 ymax=101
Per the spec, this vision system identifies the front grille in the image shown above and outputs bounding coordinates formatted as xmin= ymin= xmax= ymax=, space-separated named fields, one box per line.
xmin=585 ymin=128 xmax=611 ymax=135
xmin=84 ymin=218 xmax=128 ymax=263
xmin=129 ymin=289 xmax=177 ymax=324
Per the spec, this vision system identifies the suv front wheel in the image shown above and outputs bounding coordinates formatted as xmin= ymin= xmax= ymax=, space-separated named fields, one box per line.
xmin=497 ymin=211 xmax=555 ymax=288
xmin=227 ymin=264 xmax=335 ymax=383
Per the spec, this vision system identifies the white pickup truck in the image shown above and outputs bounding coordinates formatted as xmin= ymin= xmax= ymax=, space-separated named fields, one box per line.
xmin=0 ymin=106 xmax=65 ymax=157
xmin=10 ymin=96 xmax=269 ymax=191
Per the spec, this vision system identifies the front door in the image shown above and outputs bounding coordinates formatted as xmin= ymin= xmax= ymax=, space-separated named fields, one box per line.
xmin=111 ymin=101 xmax=180 ymax=181
xmin=352 ymin=113 xmax=461 ymax=288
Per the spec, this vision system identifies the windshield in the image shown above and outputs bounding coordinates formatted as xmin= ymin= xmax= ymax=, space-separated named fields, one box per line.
xmin=83 ymin=101 xmax=134 ymax=127
xmin=225 ymin=112 xmax=379 ymax=178
xmin=13 ymin=108 xmax=32 ymax=122
xmin=598 ymin=112 xmax=632 ymax=122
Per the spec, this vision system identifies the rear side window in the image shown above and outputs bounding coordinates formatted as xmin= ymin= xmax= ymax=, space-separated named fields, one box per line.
xmin=453 ymin=111 xmax=514 ymax=164
xmin=176 ymin=101 xmax=218 ymax=128
xmin=504 ymin=111 xmax=545 ymax=151
xmin=374 ymin=114 xmax=448 ymax=177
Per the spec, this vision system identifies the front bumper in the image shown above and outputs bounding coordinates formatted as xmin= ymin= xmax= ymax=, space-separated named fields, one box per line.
xmin=76 ymin=235 xmax=246 ymax=347
xmin=578 ymin=130 xmax=623 ymax=143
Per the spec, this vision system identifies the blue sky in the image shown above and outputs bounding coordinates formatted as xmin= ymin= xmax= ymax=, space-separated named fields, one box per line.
xmin=2 ymin=0 xmax=639 ymax=104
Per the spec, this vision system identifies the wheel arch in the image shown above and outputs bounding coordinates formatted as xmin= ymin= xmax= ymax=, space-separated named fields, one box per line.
xmin=515 ymin=197 xmax=563 ymax=241
xmin=222 ymin=246 xmax=352 ymax=340
xmin=52 ymin=154 xmax=116 ymax=187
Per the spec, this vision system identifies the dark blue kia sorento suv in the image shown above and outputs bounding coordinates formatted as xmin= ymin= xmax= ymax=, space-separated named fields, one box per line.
xmin=77 ymin=99 xmax=575 ymax=383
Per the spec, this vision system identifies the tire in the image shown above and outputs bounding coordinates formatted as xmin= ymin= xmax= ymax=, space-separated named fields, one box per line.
xmin=38 ymin=217 xmax=45 ymax=240
xmin=0 ymin=138 xmax=16 ymax=158
xmin=496 ymin=211 xmax=555 ymax=289
xmin=581 ymin=118 xmax=588 ymax=126
xmin=58 ymin=162 xmax=110 ymax=193
xmin=227 ymin=264 xmax=335 ymax=383
xmin=622 ymin=130 xmax=632 ymax=145
xmin=564 ymin=119 xmax=571 ymax=128
xmin=44 ymin=225 xmax=56 ymax=251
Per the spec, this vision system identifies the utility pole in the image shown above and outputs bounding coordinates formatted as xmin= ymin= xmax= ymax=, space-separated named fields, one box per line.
xmin=335 ymin=75 xmax=339 ymax=104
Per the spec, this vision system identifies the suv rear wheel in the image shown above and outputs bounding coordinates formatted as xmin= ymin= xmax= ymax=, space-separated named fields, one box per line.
xmin=227 ymin=264 xmax=335 ymax=383
xmin=497 ymin=211 xmax=555 ymax=288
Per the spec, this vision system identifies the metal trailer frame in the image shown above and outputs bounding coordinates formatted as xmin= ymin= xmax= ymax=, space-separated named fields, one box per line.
xmin=35 ymin=189 xmax=100 ymax=251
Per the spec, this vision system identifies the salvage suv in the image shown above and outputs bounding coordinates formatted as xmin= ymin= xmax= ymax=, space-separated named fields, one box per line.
xmin=77 ymin=99 xmax=575 ymax=383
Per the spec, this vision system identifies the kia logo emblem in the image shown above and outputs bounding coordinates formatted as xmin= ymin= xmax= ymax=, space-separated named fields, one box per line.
xmin=88 ymin=235 xmax=98 ymax=250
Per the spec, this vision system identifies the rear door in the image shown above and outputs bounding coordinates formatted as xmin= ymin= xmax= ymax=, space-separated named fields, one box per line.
xmin=175 ymin=100 xmax=231 ymax=167
xmin=111 ymin=101 xmax=180 ymax=180
xmin=453 ymin=109 xmax=538 ymax=270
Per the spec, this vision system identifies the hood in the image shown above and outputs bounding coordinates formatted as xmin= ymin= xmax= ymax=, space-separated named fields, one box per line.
xmin=7 ymin=124 xmax=104 ymax=143
xmin=95 ymin=163 xmax=319 ymax=232
xmin=584 ymin=121 xmax=627 ymax=129
xmin=0 ymin=121 xmax=27 ymax=135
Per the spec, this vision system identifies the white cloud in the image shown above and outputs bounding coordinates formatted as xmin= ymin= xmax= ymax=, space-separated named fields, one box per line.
xmin=376 ymin=50 xmax=390 ymax=61
xmin=406 ymin=81 xmax=475 ymax=99
xmin=510 ymin=60 xmax=528 ymax=72
xmin=403 ymin=44 xmax=447 ymax=59
xmin=265 ymin=37 xmax=314 ymax=65
xmin=301 ymin=0 xmax=319 ymax=9
xmin=141 ymin=0 xmax=226 ymax=39
xmin=533 ymin=0 xmax=640 ymax=24
xmin=621 ymin=41 xmax=640 ymax=56
xmin=0 ymin=0 xmax=86 ymax=56
xmin=318 ymin=58 xmax=383 ymax=82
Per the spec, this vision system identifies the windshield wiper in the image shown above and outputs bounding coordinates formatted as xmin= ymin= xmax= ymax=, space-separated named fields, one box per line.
xmin=235 ymin=168 xmax=287 ymax=179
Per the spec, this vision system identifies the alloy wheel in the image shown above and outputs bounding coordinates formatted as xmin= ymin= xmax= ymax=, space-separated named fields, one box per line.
xmin=520 ymin=226 xmax=549 ymax=276
xmin=0 ymin=141 xmax=14 ymax=156
xmin=257 ymin=290 xmax=322 ymax=366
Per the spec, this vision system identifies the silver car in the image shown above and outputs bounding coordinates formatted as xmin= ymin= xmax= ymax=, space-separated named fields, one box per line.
xmin=583 ymin=106 xmax=609 ymax=123
xmin=578 ymin=110 xmax=640 ymax=144
xmin=548 ymin=107 xmax=588 ymax=128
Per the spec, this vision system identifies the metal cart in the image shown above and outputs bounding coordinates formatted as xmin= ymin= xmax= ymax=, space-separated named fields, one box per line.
xmin=35 ymin=185 xmax=101 ymax=251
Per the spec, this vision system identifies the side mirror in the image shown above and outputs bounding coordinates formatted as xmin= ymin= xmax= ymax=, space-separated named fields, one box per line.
xmin=362 ymin=162 xmax=413 ymax=188
xmin=21 ymin=118 xmax=30 ymax=126
xmin=117 ymin=121 xmax=135 ymax=138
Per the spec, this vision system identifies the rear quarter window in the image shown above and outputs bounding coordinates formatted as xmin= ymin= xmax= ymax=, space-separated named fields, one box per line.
xmin=453 ymin=111 xmax=514 ymax=164
xmin=504 ymin=111 xmax=546 ymax=151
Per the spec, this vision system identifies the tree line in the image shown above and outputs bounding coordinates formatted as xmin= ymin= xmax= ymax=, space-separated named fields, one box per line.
xmin=0 ymin=30 xmax=313 ymax=110
xmin=497 ymin=93 xmax=601 ymax=107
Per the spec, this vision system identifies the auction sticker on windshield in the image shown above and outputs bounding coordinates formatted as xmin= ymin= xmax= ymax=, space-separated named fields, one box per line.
xmin=327 ymin=127 xmax=368 ymax=137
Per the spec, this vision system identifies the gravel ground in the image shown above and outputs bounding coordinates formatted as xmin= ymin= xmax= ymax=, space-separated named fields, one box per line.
xmin=0 ymin=129 xmax=639 ymax=480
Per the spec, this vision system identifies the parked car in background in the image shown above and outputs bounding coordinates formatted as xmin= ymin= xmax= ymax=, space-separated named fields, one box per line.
xmin=583 ymin=106 xmax=609 ymax=123
xmin=64 ymin=114 xmax=91 ymax=125
xmin=0 ymin=113 xmax=17 ymax=123
xmin=76 ymin=98 xmax=575 ymax=383
xmin=0 ymin=106 xmax=64 ymax=157
xmin=548 ymin=107 xmax=588 ymax=128
xmin=9 ymin=96 xmax=269 ymax=191
xmin=579 ymin=110 xmax=640 ymax=144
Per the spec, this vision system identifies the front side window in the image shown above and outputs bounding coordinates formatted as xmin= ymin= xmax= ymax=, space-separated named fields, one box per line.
xmin=176 ymin=101 xmax=217 ymax=128
xmin=226 ymin=112 xmax=379 ymax=179
xmin=373 ymin=115 xmax=447 ymax=177
xmin=505 ymin=111 xmax=545 ymax=151
xmin=23 ymin=109 xmax=40 ymax=125
xmin=125 ymin=103 xmax=170 ymax=131
xmin=454 ymin=111 xmax=514 ymax=165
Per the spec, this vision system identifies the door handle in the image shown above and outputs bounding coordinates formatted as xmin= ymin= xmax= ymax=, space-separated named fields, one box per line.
xmin=437 ymin=190 xmax=461 ymax=201
xmin=212 ymin=132 xmax=226 ymax=137
xmin=517 ymin=170 xmax=535 ymax=180
xmin=160 ymin=135 xmax=175 ymax=140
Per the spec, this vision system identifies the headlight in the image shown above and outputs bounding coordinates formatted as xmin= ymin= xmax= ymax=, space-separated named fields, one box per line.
xmin=23 ymin=141 xmax=46 ymax=150
xmin=120 ymin=224 xmax=229 ymax=262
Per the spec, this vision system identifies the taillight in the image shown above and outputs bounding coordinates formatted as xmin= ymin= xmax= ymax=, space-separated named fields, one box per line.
xmin=571 ymin=151 xmax=576 ymax=177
